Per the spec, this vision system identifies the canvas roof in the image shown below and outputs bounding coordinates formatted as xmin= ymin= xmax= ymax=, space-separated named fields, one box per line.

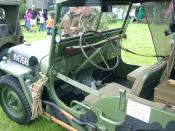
xmin=56 ymin=0 xmax=162 ymax=4
xmin=0 ymin=0 xmax=20 ymax=5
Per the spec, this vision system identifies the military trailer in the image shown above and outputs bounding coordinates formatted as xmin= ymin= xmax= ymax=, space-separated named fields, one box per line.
xmin=0 ymin=0 xmax=23 ymax=60
xmin=1 ymin=0 xmax=175 ymax=131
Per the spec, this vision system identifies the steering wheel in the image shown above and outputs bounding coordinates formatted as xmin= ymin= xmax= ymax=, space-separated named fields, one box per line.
xmin=79 ymin=30 xmax=119 ymax=71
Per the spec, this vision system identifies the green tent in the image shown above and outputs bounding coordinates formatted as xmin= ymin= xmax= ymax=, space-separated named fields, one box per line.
xmin=137 ymin=5 xmax=144 ymax=20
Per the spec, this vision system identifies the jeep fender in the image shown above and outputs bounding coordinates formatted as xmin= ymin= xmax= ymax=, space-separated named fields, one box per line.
xmin=0 ymin=60 xmax=33 ymax=106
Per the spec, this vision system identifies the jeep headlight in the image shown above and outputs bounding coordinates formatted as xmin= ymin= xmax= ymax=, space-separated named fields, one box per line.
xmin=29 ymin=56 xmax=38 ymax=68
xmin=55 ymin=33 xmax=61 ymax=43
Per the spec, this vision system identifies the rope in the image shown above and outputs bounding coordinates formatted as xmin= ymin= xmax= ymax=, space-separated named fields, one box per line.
xmin=30 ymin=74 xmax=48 ymax=120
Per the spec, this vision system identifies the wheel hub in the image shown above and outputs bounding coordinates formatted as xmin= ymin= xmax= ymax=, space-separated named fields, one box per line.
xmin=7 ymin=91 xmax=22 ymax=113
xmin=2 ymin=87 xmax=24 ymax=117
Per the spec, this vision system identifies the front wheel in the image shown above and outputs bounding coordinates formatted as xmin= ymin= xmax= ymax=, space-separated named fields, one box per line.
xmin=0 ymin=75 xmax=32 ymax=125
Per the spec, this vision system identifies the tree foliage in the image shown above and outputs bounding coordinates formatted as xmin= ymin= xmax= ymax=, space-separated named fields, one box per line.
xmin=19 ymin=0 xmax=27 ymax=19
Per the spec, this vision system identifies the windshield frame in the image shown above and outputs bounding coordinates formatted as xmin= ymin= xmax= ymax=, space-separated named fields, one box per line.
xmin=55 ymin=2 xmax=132 ymax=40
xmin=49 ymin=1 xmax=132 ymax=65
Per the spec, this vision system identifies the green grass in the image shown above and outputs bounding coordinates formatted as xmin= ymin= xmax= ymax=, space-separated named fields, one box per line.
xmin=122 ymin=23 xmax=157 ymax=66
xmin=0 ymin=108 xmax=65 ymax=131
xmin=22 ymin=26 xmax=50 ymax=42
xmin=0 ymin=23 xmax=157 ymax=130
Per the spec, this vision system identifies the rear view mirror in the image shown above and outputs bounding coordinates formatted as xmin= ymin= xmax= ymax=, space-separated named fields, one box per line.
xmin=101 ymin=5 xmax=112 ymax=12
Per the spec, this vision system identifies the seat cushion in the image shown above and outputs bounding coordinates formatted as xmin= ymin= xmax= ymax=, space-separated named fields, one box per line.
xmin=84 ymin=83 xmax=130 ymax=106
xmin=127 ymin=67 xmax=146 ymax=82
xmin=131 ymin=61 xmax=166 ymax=96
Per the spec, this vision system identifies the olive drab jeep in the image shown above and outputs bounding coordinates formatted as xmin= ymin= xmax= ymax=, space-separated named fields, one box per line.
xmin=0 ymin=0 xmax=23 ymax=61
xmin=1 ymin=0 xmax=175 ymax=131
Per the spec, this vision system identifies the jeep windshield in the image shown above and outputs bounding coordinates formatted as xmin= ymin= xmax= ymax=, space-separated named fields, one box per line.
xmin=51 ymin=2 xmax=131 ymax=62
xmin=50 ymin=2 xmax=131 ymax=72
xmin=55 ymin=5 xmax=130 ymax=40
xmin=143 ymin=0 xmax=173 ymax=57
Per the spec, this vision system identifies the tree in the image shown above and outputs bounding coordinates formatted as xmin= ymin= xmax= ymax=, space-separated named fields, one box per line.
xmin=19 ymin=0 xmax=27 ymax=19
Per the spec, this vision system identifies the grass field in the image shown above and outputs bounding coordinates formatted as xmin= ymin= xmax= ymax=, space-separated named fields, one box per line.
xmin=122 ymin=23 xmax=157 ymax=66
xmin=22 ymin=26 xmax=49 ymax=42
xmin=0 ymin=23 xmax=157 ymax=131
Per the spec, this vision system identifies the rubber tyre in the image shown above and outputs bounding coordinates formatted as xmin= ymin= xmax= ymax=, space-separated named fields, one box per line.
xmin=0 ymin=75 xmax=32 ymax=125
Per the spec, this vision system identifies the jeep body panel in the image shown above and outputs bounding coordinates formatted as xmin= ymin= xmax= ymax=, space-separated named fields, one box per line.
xmin=8 ymin=39 xmax=50 ymax=67
xmin=1 ymin=0 xmax=175 ymax=131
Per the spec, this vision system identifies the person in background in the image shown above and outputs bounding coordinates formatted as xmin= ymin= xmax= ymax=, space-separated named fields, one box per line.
xmin=38 ymin=11 xmax=45 ymax=31
xmin=71 ymin=6 xmax=99 ymax=34
xmin=24 ymin=9 xmax=28 ymax=28
xmin=25 ymin=9 xmax=32 ymax=31
xmin=129 ymin=7 xmax=136 ymax=22
xmin=61 ymin=7 xmax=80 ymax=37
xmin=43 ymin=9 xmax=48 ymax=31
xmin=46 ymin=15 xmax=54 ymax=35
xmin=30 ymin=5 xmax=38 ymax=32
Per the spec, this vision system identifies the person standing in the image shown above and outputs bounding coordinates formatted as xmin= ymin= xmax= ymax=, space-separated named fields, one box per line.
xmin=46 ymin=15 xmax=54 ymax=35
xmin=30 ymin=5 xmax=38 ymax=32
xmin=24 ymin=9 xmax=28 ymax=28
xmin=43 ymin=9 xmax=48 ymax=31
xmin=39 ymin=14 xmax=45 ymax=31
xmin=26 ymin=9 xmax=32 ymax=31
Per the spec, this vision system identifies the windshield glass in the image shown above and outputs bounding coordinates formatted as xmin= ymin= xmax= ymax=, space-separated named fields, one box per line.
xmin=58 ymin=5 xmax=129 ymax=39
xmin=143 ymin=0 xmax=173 ymax=57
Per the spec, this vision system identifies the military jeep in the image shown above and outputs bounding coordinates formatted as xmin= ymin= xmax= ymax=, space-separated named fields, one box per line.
xmin=0 ymin=0 xmax=175 ymax=131
xmin=0 ymin=0 xmax=23 ymax=60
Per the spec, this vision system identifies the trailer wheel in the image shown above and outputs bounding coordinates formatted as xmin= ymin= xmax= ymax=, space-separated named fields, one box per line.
xmin=0 ymin=75 xmax=32 ymax=125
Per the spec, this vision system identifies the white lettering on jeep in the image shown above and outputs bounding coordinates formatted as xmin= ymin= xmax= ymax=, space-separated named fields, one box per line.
xmin=13 ymin=53 xmax=29 ymax=66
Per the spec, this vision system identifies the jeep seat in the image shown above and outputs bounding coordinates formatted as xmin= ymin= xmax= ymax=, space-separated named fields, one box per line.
xmin=84 ymin=61 xmax=167 ymax=106
xmin=84 ymin=82 xmax=131 ymax=106
xmin=130 ymin=60 xmax=166 ymax=98
xmin=127 ymin=66 xmax=146 ymax=83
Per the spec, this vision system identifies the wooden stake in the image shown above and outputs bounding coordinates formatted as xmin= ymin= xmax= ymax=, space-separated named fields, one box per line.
xmin=43 ymin=112 xmax=78 ymax=131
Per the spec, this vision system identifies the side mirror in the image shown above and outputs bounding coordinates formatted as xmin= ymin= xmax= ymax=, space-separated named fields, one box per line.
xmin=101 ymin=5 xmax=112 ymax=12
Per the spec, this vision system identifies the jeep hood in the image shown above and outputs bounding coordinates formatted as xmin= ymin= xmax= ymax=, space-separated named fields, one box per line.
xmin=8 ymin=39 xmax=51 ymax=67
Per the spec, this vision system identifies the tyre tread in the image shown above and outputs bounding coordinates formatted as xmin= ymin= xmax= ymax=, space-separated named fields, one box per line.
xmin=0 ymin=75 xmax=32 ymax=125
